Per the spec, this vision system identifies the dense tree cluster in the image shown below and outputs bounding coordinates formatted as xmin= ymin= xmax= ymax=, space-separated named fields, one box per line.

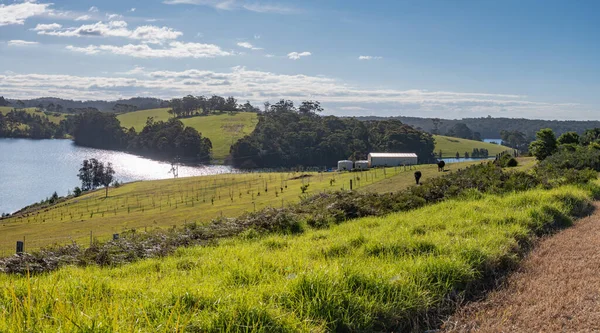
xmin=528 ymin=127 xmax=600 ymax=161
xmin=471 ymin=148 xmax=489 ymax=158
xmin=128 ymin=118 xmax=212 ymax=162
xmin=500 ymin=130 xmax=529 ymax=151
xmin=2 ymin=97 xmax=164 ymax=113
xmin=77 ymin=159 xmax=115 ymax=197
xmin=230 ymin=100 xmax=434 ymax=168
xmin=0 ymin=109 xmax=70 ymax=139
xmin=71 ymin=111 xmax=212 ymax=163
xmin=0 ymin=96 xmax=10 ymax=106
xmin=445 ymin=123 xmax=481 ymax=141
xmin=112 ymin=103 xmax=138 ymax=113
xmin=168 ymin=95 xmax=256 ymax=118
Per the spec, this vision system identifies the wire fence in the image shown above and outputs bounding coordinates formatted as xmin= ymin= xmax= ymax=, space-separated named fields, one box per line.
xmin=0 ymin=164 xmax=424 ymax=258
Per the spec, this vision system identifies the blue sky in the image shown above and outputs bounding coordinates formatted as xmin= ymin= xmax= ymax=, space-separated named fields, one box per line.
xmin=1 ymin=0 xmax=599 ymax=120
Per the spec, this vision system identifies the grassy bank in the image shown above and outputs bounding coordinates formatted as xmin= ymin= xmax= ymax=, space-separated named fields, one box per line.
xmin=0 ymin=184 xmax=593 ymax=332
xmin=0 ymin=162 xmax=481 ymax=254
xmin=433 ymin=135 xmax=512 ymax=158
xmin=0 ymin=107 xmax=66 ymax=125
xmin=117 ymin=109 xmax=259 ymax=161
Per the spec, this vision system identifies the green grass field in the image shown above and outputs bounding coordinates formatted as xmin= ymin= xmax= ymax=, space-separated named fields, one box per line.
xmin=117 ymin=109 xmax=259 ymax=161
xmin=0 ymin=161 xmax=481 ymax=255
xmin=433 ymin=135 xmax=512 ymax=158
xmin=0 ymin=107 xmax=67 ymax=124
xmin=0 ymin=184 xmax=591 ymax=331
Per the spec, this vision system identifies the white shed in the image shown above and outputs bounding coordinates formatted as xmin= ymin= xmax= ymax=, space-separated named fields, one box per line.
xmin=337 ymin=160 xmax=354 ymax=171
xmin=354 ymin=160 xmax=369 ymax=170
xmin=368 ymin=153 xmax=418 ymax=167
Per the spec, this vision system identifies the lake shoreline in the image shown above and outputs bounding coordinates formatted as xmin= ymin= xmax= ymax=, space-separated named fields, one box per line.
xmin=0 ymin=138 xmax=238 ymax=214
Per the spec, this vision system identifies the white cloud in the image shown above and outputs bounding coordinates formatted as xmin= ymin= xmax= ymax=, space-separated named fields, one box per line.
xmin=66 ymin=41 xmax=233 ymax=58
xmin=36 ymin=21 xmax=183 ymax=44
xmin=265 ymin=54 xmax=275 ymax=58
xmin=129 ymin=8 xmax=136 ymax=12
xmin=88 ymin=6 xmax=99 ymax=12
xmin=254 ymin=34 xmax=261 ymax=39
xmin=339 ymin=106 xmax=367 ymax=111
xmin=0 ymin=67 xmax=589 ymax=119
xmin=237 ymin=42 xmax=262 ymax=50
xmin=75 ymin=15 xmax=92 ymax=21
xmin=107 ymin=13 xmax=123 ymax=20
xmin=287 ymin=51 xmax=311 ymax=60
xmin=359 ymin=55 xmax=382 ymax=60
xmin=8 ymin=40 xmax=39 ymax=46
xmin=163 ymin=0 xmax=296 ymax=13
xmin=0 ymin=2 xmax=52 ymax=26
xmin=33 ymin=23 xmax=62 ymax=31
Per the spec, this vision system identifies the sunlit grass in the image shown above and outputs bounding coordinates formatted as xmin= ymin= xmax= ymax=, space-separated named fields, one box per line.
xmin=117 ymin=109 xmax=259 ymax=161
xmin=0 ymin=185 xmax=592 ymax=332
xmin=1 ymin=162 xmax=484 ymax=254
xmin=0 ymin=107 xmax=66 ymax=124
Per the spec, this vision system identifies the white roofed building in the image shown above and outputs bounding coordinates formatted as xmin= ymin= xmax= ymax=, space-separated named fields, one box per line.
xmin=368 ymin=153 xmax=418 ymax=167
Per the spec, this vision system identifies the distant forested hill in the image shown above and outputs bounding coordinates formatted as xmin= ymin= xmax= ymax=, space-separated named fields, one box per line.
xmin=5 ymin=97 xmax=165 ymax=113
xmin=354 ymin=116 xmax=600 ymax=138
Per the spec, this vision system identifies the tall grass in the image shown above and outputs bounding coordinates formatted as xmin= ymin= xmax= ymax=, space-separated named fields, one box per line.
xmin=0 ymin=185 xmax=594 ymax=332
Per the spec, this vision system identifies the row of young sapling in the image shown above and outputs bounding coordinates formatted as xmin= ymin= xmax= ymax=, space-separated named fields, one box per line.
xmin=3 ymin=166 xmax=411 ymax=253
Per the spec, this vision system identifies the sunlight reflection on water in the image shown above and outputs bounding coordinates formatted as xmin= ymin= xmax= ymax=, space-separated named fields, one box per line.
xmin=0 ymin=139 xmax=237 ymax=213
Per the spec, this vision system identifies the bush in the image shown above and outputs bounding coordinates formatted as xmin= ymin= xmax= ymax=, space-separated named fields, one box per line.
xmin=506 ymin=158 xmax=518 ymax=167
xmin=73 ymin=187 xmax=82 ymax=197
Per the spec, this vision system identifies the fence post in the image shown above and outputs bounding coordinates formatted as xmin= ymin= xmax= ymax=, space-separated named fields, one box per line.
xmin=350 ymin=179 xmax=353 ymax=190
xmin=16 ymin=241 xmax=24 ymax=254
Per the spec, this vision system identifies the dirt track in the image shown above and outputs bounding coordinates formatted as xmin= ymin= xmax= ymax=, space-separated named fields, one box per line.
xmin=443 ymin=203 xmax=600 ymax=333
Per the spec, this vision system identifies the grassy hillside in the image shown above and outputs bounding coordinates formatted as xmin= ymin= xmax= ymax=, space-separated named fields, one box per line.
xmin=0 ymin=107 xmax=66 ymax=124
xmin=116 ymin=107 xmax=173 ymax=127
xmin=117 ymin=109 xmax=259 ymax=161
xmin=0 ymin=185 xmax=591 ymax=331
xmin=0 ymin=161 xmax=480 ymax=255
xmin=434 ymin=135 xmax=512 ymax=158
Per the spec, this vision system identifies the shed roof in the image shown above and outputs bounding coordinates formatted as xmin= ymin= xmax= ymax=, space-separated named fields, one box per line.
xmin=368 ymin=153 xmax=417 ymax=158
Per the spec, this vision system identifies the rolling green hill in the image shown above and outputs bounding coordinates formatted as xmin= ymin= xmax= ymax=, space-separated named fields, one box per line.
xmin=117 ymin=109 xmax=259 ymax=161
xmin=433 ymin=135 xmax=512 ymax=158
xmin=0 ymin=107 xmax=67 ymax=124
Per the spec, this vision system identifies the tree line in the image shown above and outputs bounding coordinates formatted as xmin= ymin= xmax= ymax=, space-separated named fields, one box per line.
xmin=0 ymin=96 xmax=165 ymax=113
xmin=230 ymin=100 xmax=435 ymax=168
xmin=356 ymin=115 xmax=600 ymax=141
xmin=529 ymin=127 xmax=600 ymax=162
xmin=167 ymin=95 xmax=260 ymax=118
xmin=71 ymin=111 xmax=212 ymax=163
xmin=0 ymin=109 xmax=71 ymax=139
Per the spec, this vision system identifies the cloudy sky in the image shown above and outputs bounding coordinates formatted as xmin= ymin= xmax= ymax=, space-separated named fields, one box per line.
xmin=1 ymin=0 xmax=599 ymax=119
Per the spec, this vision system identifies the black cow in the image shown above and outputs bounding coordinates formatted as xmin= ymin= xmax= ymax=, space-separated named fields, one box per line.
xmin=414 ymin=171 xmax=422 ymax=185
xmin=437 ymin=160 xmax=445 ymax=172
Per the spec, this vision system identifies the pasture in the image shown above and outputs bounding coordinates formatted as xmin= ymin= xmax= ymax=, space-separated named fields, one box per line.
xmin=0 ymin=184 xmax=591 ymax=331
xmin=117 ymin=109 xmax=259 ymax=161
xmin=0 ymin=107 xmax=66 ymax=124
xmin=433 ymin=135 xmax=512 ymax=157
xmin=0 ymin=162 xmax=475 ymax=255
